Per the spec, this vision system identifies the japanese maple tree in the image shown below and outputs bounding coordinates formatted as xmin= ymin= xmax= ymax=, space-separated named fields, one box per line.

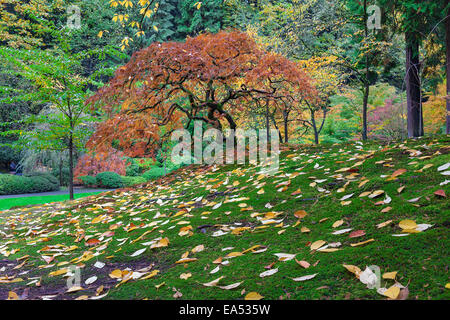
xmin=86 ymin=31 xmax=316 ymax=157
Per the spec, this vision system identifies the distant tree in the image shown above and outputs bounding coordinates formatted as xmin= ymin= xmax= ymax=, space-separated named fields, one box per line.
xmin=176 ymin=0 xmax=224 ymax=37
xmin=0 ymin=0 xmax=65 ymax=49
xmin=0 ymin=39 xmax=97 ymax=200
xmin=74 ymin=149 xmax=127 ymax=181
xmin=378 ymin=0 xmax=450 ymax=137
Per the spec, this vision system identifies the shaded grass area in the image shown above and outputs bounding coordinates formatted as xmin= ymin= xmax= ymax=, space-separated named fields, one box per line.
xmin=0 ymin=192 xmax=104 ymax=211
xmin=0 ymin=136 xmax=449 ymax=300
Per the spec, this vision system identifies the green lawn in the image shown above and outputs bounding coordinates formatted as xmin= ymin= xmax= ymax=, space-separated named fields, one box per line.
xmin=0 ymin=192 xmax=104 ymax=211
xmin=0 ymin=136 xmax=448 ymax=300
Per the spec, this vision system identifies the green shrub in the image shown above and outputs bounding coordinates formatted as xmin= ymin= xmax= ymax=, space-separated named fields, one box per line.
xmin=28 ymin=176 xmax=55 ymax=193
xmin=121 ymin=176 xmax=146 ymax=187
xmin=0 ymin=173 xmax=59 ymax=195
xmin=96 ymin=171 xmax=124 ymax=188
xmin=125 ymin=158 xmax=141 ymax=177
xmin=79 ymin=175 xmax=97 ymax=187
xmin=142 ymin=166 xmax=166 ymax=181
xmin=51 ymin=167 xmax=71 ymax=186
xmin=25 ymin=172 xmax=59 ymax=190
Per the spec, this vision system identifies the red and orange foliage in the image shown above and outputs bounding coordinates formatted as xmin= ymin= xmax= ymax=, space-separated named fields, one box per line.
xmin=74 ymin=149 xmax=126 ymax=181
xmin=86 ymin=31 xmax=317 ymax=157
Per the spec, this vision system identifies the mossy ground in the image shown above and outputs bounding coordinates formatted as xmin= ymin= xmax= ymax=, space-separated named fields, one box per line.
xmin=0 ymin=136 xmax=449 ymax=300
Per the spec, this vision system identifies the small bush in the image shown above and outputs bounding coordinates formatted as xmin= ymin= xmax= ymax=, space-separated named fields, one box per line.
xmin=142 ymin=166 xmax=166 ymax=181
xmin=0 ymin=173 xmax=59 ymax=195
xmin=28 ymin=176 xmax=55 ymax=193
xmin=125 ymin=158 xmax=141 ymax=177
xmin=96 ymin=171 xmax=124 ymax=188
xmin=79 ymin=175 xmax=97 ymax=187
xmin=51 ymin=167 xmax=70 ymax=186
xmin=121 ymin=176 xmax=146 ymax=187
xmin=25 ymin=172 xmax=59 ymax=190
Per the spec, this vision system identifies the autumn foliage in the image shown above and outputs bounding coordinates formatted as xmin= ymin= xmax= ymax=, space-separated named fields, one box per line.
xmin=86 ymin=31 xmax=317 ymax=157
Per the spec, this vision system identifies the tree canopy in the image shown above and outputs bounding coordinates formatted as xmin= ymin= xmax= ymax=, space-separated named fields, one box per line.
xmin=87 ymin=31 xmax=317 ymax=157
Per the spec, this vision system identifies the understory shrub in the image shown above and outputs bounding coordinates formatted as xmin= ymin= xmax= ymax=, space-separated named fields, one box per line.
xmin=125 ymin=158 xmax=141 ymax=177
xmin=25 ymin=172 xmax=60 ymax=190
xmin=51 ymin=167 xmax=71 ymax=187
xmin=78 ymin=175 xmax=97 ymax=187
xmin=0 ymin=173 xmax=59 ymax=195
xmin=142 ymin=167 xmax=166 ymax=181
xmin=95 ymin=171 xmax=123 ymax=188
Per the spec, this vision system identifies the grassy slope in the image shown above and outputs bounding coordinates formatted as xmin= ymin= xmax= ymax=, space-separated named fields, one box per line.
xmin=0 ymin=192 xmax=104 ymax=211
xmin=0 ymin=136 xmax=449 ymax=300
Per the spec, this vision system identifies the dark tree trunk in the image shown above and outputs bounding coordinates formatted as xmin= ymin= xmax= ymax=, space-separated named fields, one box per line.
xmin=283 ymin=110 xmax=289 ymax=143
xmin=362 ymin=0 xmax=369 ymax=141
xmin=446 ymin=5 xmax=450 ymax=134
xmin=405 ymin=31 xmax=424 ymax=137
xmin=68 ymin=134 xmax=74 ymax=200
xmin=270 ymin=115 xmax=282 ymax=142
xmin=265 ymin=100 xmax=270 ymax=140
xmin=362 ymin=82 xmax=369 ymax=140
xmin=59 ymin=155 xmax=63 ymax=186
xmin=311 ymin=110 xmax=319 ymax=145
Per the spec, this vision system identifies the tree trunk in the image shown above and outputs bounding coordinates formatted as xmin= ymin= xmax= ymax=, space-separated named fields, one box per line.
xmin=311 ymin=110 xmax=319 ymax=145
xmin=362 ymin=82 xmax=370 ymax=140
xmin=163 ymin=157 xmax=167 ymax=175
xmin=283 ymin=110 xmax=289 ymax=143
xmin=68 ymin=134 xmax=74 ymax=200
xmin=405 ymin=31 xmax=424 ymax=137
xmin=446 ymin=5 xmax=450 ymax=134
xmin=362 ymin=0 xmax=369 ymax=141
xmin=265 ymin=100 xmax=270 ymax=140
xmin=59 ymin=155 xmax=63 ymax=186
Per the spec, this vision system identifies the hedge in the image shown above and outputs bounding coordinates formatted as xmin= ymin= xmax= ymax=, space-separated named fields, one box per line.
xmin=0 ymin=173 xmax=60 ymax=195
xmin=78 ymin=175 xmax=97 ymax=187
xmin=95 ymin=171 xmax=124 ymax=188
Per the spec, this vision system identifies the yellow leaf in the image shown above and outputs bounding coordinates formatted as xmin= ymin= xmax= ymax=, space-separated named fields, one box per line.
xmin=109 ymin=269 xmax=122 ymax=279
xmin=175 ymin=258 xmax=198 ymax=264
xmin=66 ymin=286 xmax=84 ymax=293
xmin=225 ymin=252 xmax=243 ymax=258
xmin=332 ymin=220 xmax=344 ymax=228
xmin=191 ymin=245 xmax=205 ymax=253
xmin=343 ymin=264 xmax=361 ymax=278
xmin=7 ymin=291 xmax=19 ymax=300
xmin=203 ymin=276 xmax=224 ymax=287
xmin=399 ymin=220 xmax=417 ymax=230
xmin=350 ymin=239 xmax=375 ymax=247
xmin=301 ymin=226 xmax=310 ymax=233
xmin=150 ymin=237 xmax=169 ymax=249
xmin=382 ymin=272 xmax=398 ymax=280
xmin=383 ymin=285 xmax=401 ymax=299
xmin=142 ymin=270 xmax=159 ymax=280
xmin=49 ymin=268 xmax=68 ymax=277
xmin=310 ymin=240 xmax=326 ymax=251
xmin=180 ymin=273 xmax=192 ymax=280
